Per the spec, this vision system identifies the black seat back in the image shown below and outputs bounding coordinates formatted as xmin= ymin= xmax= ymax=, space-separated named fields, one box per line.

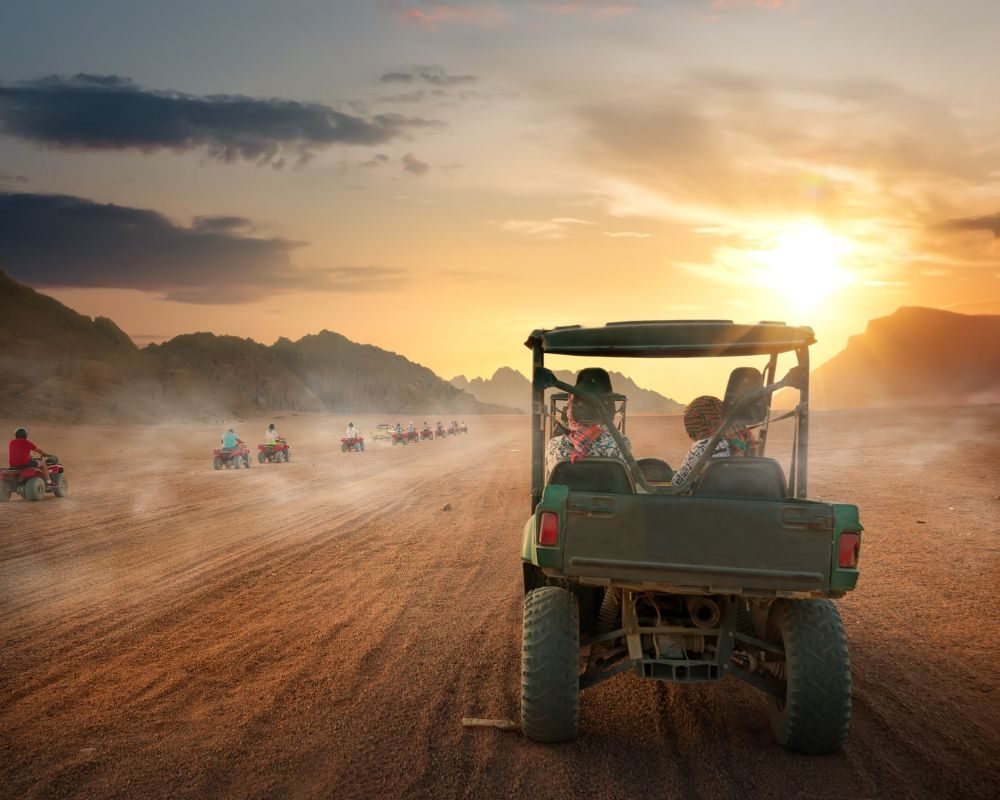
xmin=723 ymin=367 xmax=767 ymax=425
xmin=548 ymin=458 xmax=634 ymax=494
xmin=692 ymin=457 xmax=787 ymax=499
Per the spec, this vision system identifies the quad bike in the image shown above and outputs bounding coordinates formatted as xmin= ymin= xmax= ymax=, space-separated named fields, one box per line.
xmin=341 ymin=436 xmax=365 ymax=453
xmin=447 ymin=425 xmax=458 ymax=437
xmin=213 ymin=441 xmax=251 ymax=470
xmin=406 ymin=430 xmax=420 ymax=444
xmin=390 ymin=430 xmax=408 ymax=446
xmin=0 ymin=455 xmax=68 ymax=502
xmin=420 ymin=427 xmax=434 ymax=441
xmin=258 ymin=439 xmax=291 ymax=463
xmin=434 ymin=426 xmax=447 ymax=439
xmin=458 ymin=423 xmax=469 ymax=434
xmin=519 ymin=320 xmax=860 ymax=754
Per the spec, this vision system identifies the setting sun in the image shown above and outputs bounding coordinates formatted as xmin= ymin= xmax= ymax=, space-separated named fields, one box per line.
xmin=751 ymin=223 xmax=855 ymax=310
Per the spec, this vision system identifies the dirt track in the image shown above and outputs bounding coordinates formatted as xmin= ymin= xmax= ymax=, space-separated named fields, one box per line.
xmin=2 ymin=409 xmax=998 ymax=800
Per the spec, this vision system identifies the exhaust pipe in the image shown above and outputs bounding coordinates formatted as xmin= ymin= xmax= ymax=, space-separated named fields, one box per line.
xmin=686 ymin=597 xmax=722 ymax=629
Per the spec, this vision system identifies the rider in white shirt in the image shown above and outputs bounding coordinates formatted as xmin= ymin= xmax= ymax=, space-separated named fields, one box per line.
xmin=345 ymin=422 xmax=358 ymax=439
xmin=265 ymin=424 xmax=280 ymax=444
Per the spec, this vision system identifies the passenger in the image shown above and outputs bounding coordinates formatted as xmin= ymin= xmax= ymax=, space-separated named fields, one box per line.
xmin=345 ymin=422 xmax=359 ymax=439
xmin=545 ymin=368 xmax=631 ymax=477
xmin=221 ymin=428 xmax=240 ymax=450
xmin=672 ymin=395 xmax=754 ymax=486
xmin=8 ymin=427 xmax=52 ymax=484
xmin=265 ymin=423 xmax=280 ymax=444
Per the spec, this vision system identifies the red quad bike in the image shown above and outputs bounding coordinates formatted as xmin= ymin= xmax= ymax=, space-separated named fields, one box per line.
xmin=391 ymin=430 xmax=408 ymax=446
xmin=458 ymin=423 xmax=469 ymax=434
xmin=420 ymin=427 xmax=434 ymax=441
xmin=213 ymin=441 xmax=251 ymax=470
xmin=258 ymin=439 xmax=291 ymax=463
xmin=341 ymin=436 xmax=365 ymax=453
xmin=406 ymin=430 xmax=420 ymax=444
xmin=0 ymin=455 xmax=68 ymax=502
xmin=447 ymin=424 xmax=459 ymax=437
xmin=435 ymin=426 xmax=447 ymax=439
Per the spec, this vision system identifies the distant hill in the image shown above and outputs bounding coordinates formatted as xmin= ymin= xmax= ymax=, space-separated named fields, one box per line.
xmin=0 ymin=268 xmax=516 ymax=422
xmin=451 ymin=367 xmax=684 ymax=414
xmin=811 ymin=307 xmax=1000 ymax=408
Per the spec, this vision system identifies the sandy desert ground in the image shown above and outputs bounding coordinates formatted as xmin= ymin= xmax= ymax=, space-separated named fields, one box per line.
xmin=1 ymin=407 xmax=998 ymax=800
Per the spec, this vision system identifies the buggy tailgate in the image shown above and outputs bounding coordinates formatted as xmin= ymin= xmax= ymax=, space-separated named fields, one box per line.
xmin=559 ymin=494 xmax=834 ymax=594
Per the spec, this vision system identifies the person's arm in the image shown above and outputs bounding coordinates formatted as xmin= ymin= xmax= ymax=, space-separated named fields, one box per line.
xmin=672 ymin=440 xmax=707 ymax=486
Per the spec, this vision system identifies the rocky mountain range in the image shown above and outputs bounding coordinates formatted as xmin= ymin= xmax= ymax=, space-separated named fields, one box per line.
xmin=0 ymin=269 xmax=516 ymax=422
xmin=810 ymin=306 xmax=1000 ymax=408
xmin=451 ymin=367 xmax=685 ymax=414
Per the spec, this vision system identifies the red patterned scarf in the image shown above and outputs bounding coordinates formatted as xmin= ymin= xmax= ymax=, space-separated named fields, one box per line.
xmin=567 ymin=396 xmax=603 ymax=462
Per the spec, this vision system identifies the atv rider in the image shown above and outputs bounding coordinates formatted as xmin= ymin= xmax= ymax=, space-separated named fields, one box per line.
xmin=345 ymin=422 xmax=359 ymax=440
xmin=221 ymin=428 xmax=240 ymax=450
xmin=8 ymin=427 xmax=52 ymax=485
xmin=407 ymin=421 xmax=416 ymax=434
xmin=265 ymin=423 xmax=281 ymax=444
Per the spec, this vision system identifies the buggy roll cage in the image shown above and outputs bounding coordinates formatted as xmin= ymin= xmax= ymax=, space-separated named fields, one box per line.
xmin=525 ymin=321 xmax=815 ymax=510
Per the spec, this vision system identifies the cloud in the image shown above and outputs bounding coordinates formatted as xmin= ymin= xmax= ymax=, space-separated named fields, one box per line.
xmin=709 ymin=0 xmax=794 ymax=10
xmin=391 ymin=2 xmax=506 ymax=30
xmin=0 ymin=74 xmax=445 ymax=165
xmin=402 ymin=152 xmax=430 ymax=175
xmin=0 ymin=191 xmax=405 ymax=303
xmin=941 ymin=212 xmax=1000 ymax=238
xmin=379 ymin=65 xmax=478 ymax=86
xmin=604 ymin=230 xmax=652 ymax=238
xmin=550 ymin=216 xmax=594 ymax=225
xmin=498 ymin=219 xmax=568 ymax=239
xmin=531 ymin=2 xmax=635 ymax=17
xmin=0 ymin=172 xmax=29 ymax=186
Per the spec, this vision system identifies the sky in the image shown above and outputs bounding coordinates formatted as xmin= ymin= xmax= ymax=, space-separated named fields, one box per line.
xmin=1 ymin=0 xmax=998 ymax=401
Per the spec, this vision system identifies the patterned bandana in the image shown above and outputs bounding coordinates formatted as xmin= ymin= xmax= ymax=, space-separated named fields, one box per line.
xmin=567 ymin=396 xmax=604 ymax=463
xmin=684 ymin=395 xmax=724 ymax=440
xmin=684 ymin=394 xmax=754 ymax=453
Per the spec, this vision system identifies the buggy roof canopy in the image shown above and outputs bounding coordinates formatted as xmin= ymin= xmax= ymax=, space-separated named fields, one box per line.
xmin=525 ymin=320 xmax=815 ymax=358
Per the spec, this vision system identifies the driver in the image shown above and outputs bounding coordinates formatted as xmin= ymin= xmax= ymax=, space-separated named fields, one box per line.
xmin=8 ymin=427 xmax=52 ymax=485
xmin=345 ymin=422 xmax=359 ymax=439
xmin=221 ymin=428 xmax=240 ymax=450
xmin=545 ymin=369 xmax=631 ymax=477
xmin=265 ymin=423 xmax=280 ymax=444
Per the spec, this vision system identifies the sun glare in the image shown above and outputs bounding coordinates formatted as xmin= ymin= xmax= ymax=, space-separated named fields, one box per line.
xmin=749 ymin=223 xmax=855 ymax=310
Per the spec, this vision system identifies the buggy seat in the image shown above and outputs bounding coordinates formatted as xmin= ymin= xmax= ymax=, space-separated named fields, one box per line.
xmin=691 ymin=457 xmax=787 ymax=499
xmin=547 ymin=457 xmax=635 ymax=494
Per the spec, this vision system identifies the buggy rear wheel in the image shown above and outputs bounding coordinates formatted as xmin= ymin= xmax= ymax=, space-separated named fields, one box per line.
xmin=231 ymin=457 xmax=240 ymax=469
xmin=520 ymin=586 xmax=580 ymax=743
xmin=54 ymin=475 xmax=69 ymax=497
xmin=213 ymin=456 xmax=222 ymax=470
xmin=23 ymin=476 xmax=46 ymax=501
xmin=766 ymin=599 xmax=851 ymax=754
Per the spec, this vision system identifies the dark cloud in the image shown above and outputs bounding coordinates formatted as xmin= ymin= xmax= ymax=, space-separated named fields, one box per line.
xmin=942 ymin=212 xmax=1000 ymax=238
xmin=0 ymin=74 xmax=445 ymax=165
xmin=379 ymin=65 xmax=478 ymax=86
xmin=402 ymin=152 xmax=430 ymax=176
xmin=0 ymin=191 xmax=405 ymax=303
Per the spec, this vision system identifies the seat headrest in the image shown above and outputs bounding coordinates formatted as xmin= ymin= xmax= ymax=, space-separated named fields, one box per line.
xmin=723 ymin=367 xmax=767 ymax=425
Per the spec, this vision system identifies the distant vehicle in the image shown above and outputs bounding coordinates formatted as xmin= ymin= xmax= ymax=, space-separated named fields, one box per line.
xmin=0 ymin=455 xmax=68 ymax=502
xmin=372 ymin=424 xmax=393 ymax=442
xmin=519 ymin=320 xmax=860 ymax=754
xmin=434 ymin=424 xmax=447 ymax=438
xmin=390 ymin=430 xmax=408 ymax=446
xmin=341 ymin=436 xmax=365 ymax=453
xmin=405 ymin=429 xmax=420 ymax=443
xmin=258 ymin=439 xmax=290 ymax=463
xmin=420 ymin=425 xmax=434 ymax=440
xmin=213 ymin=441 xmax=251 ymax=470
